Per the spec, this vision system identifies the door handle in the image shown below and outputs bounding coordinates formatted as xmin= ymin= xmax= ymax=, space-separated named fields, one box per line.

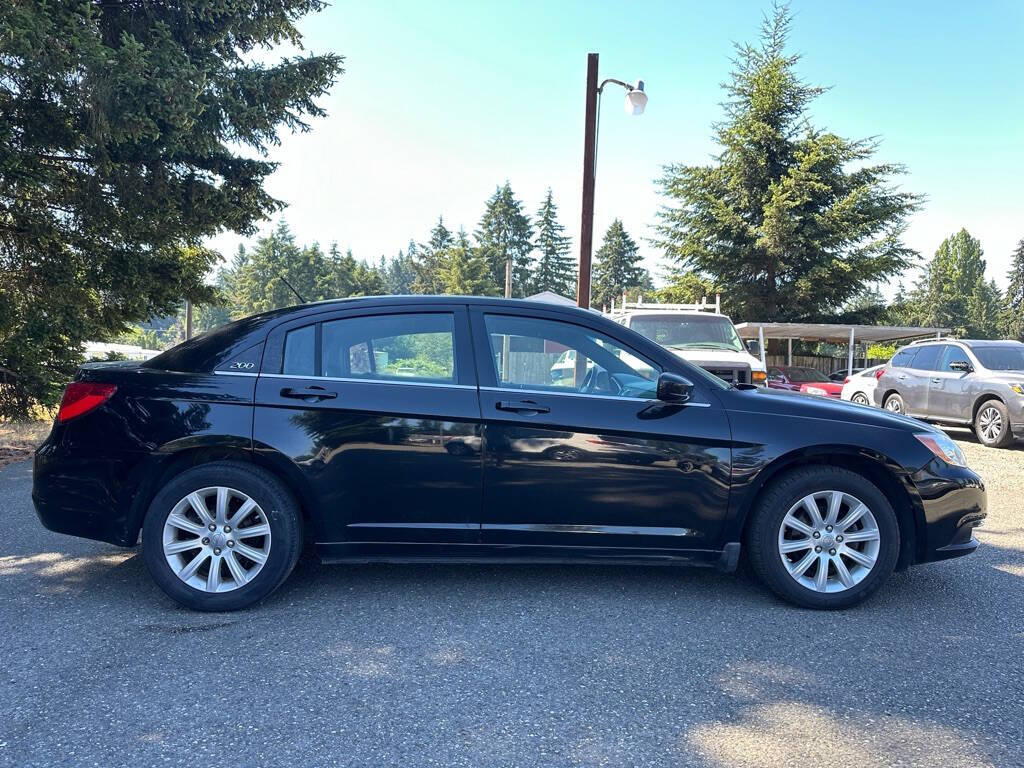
xmin=280 ymin=386 xmax=338 ymax=402
xmin=931 ymin=378 xmax=941 ymax=384
xmin=897 ymin=375 xmax=907 ymax=380
xmin=496 ymin=399 xmax=550 ymax=414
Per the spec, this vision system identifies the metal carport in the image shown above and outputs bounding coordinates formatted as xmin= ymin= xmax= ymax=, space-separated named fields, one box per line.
xmin=734 ymin=323 xmax=951 ymax=374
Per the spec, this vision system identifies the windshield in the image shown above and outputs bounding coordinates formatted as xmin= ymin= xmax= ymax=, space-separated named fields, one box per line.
xmin=973 ymin=345 xmax=1024 ymax=371
xmin=629 ymin=314 xmax=744 ymax=352
xmin=783 ymin=366 xmax=830 ymax=383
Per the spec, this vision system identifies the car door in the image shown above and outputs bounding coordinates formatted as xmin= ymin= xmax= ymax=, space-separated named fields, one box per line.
xmin=901 ymin=344 xmax=941 ymax=416
xmin=928 ymin=344 xmax=973 ymax=422
xmin=469 ymin=306 xmax=732 ymax=558
xmin=253 ymin=305 xmax=482 ymax=553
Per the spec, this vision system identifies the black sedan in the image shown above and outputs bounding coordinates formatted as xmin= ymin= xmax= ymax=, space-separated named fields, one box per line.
xmin=33 ymin=297 xmax=986 ymax=611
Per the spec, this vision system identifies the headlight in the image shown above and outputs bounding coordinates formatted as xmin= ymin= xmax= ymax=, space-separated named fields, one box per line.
xmin=806 ymin=386 xmax=827 ymax=396
xmin=1010 ymin=383 xmax=1024 ymax=396
xmin=915 ymin=432 xmax=968 ymax=468
xmin=752 ymin=370 xmax=767 ymax=385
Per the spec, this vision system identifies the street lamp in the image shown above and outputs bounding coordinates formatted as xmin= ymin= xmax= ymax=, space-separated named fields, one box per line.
xmin=576 ymin=53 xmax=646 ymax=309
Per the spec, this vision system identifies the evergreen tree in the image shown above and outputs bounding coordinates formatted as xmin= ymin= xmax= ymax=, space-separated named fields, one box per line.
xmin=351 ymin=259 xmax=386 ymax=297
xmin=326 ymin=243 xmax=358 ymax=298
xmin=1002 ymin=240 xmax=1024 ymax=341
xmin=653 ymin=5 xmax=920 ymax=322
xmin=384 ymin=249 xmax=417 ymax=294
xmin=592 ymin=220 xmax=652 ymax=308
xmin=229 ymin=222 xmax=332 ymax=315
xmin=439 ymin=230 xmax=499 ymax=296
xmin=532 ymin=189 xmax=576 ymax=298
xmin=475 ymin=183 xmax=534 ymax=296
xmin=413 ymin=218 xmax=453 ymax=294
xmin=902 ymin=229 xmax=1002 ymax=338
xmin=0 ymin=1 xmax=342 ymax=415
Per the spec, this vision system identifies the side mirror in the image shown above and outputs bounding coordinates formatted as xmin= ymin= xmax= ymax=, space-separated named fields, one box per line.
xmin=949 ymin=360 xmax=973 ymax=373
xmin=656 ymin=372 xmax=693 ymax=403
xmin=745 ymin=340 xmax=760 ymax=356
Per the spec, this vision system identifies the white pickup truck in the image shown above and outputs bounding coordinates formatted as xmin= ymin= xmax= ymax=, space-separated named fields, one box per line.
xmin=608 ymin=300 xmax=766 ymax=386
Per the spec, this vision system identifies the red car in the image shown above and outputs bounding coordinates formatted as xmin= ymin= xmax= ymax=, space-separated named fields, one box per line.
xmin=766 ymin=366 xmax=844 ymax=398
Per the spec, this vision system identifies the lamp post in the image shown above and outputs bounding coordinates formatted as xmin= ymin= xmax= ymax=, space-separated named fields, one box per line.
xmin=576 ymin=52 xmax=647 ymax=309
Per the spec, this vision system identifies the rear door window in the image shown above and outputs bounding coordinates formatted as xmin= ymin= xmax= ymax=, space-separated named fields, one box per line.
xmin=908 ymin=345 xmax=942 ymax=371
xmin=322 ymin=313 xmax=456 ymax=383
xmin=890 ymin=347 xmax=919 ymax=368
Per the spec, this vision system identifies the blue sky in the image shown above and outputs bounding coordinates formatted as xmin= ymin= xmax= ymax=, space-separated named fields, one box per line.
xmin=208 ymin=0 xmax=1024 ymax=293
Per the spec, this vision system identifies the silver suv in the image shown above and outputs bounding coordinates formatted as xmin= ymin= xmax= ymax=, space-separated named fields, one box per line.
xmin=874 ymin=339 xmax=1024 ymax=448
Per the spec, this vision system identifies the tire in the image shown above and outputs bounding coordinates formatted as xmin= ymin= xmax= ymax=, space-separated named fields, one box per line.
xmin=142 ymin=461 xmax=302 ymax=611
xmin=974 ymin=399 xmax=1012 ymax=448
xmin=883 ymin=393 xmax=905 ymax=414
xmin=745 ymin=466 xmax=900 ymax=610
xmin=852 ymin=393 xmax=870 ymax=406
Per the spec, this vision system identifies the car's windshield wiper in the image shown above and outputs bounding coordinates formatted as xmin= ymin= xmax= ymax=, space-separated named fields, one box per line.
xmin=667 ymin=343 xmax=741 ymax=351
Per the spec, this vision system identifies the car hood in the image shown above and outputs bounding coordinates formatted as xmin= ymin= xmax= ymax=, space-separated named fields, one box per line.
xmin=667 ymin=348 xmax=766 ymax=371
xmin=724 ymin=385 xmax=937 ymax=433
xmin=798 ymin=381 xmax=844 ymax=394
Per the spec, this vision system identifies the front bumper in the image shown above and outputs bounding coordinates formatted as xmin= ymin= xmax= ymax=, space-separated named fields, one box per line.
xmin=911 ymin=460 xmax=987 ymax=563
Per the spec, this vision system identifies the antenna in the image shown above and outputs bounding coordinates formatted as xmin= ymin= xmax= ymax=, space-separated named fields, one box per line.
xmin=279 ymin=275 xmax=306 ymax=304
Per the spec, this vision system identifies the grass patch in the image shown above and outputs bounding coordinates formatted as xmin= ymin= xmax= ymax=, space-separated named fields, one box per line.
xmin=0 ymin=419 xmax=52 ymax=468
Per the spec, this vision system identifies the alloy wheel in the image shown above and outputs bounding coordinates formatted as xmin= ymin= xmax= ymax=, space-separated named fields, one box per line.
xmin=884 ymin=398 xmax=902 ymax=413
xmin=778 ymin=490 xmax=880 ymax=593
xmin=162 ymin=486 xmax=272 ymax=593
xmin=978 ymin=406 xmax=1003 ymax=444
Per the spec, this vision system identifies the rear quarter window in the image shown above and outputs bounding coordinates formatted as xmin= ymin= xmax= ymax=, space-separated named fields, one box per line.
xmin=890 ymin=348 xmax=918 ymax=368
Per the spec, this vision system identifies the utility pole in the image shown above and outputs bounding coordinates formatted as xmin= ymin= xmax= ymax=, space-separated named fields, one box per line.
xmin=576 ymin=53 xmax=599 ymax=310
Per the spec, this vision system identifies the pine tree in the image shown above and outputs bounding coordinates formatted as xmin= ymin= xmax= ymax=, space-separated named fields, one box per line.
xmin=475 ymin=183 xmax=534 ymax=296
xmin=903 ymin=229 xmax=1002 ymax=338
xmin=653 ymin=5 xmax=920 ymax=322
xmin=1002 ymin=240 xmax=1024 ymax=341
xmin=592 ymin=220 xmax=652 ymax=308
xmin=327 ymin=243 xmax=358 ymax=298
xmin=532 ymin=189 xmax=575 ymax=298
xmin=439 ymin=230 xmax=499 ymax=296
xmin=384 ymin=249 xmax=417 ymax=294
xmin=0 ymin=1 xmax=342 ymax=415
xmin=413 ymin=218 xmax=453 ymax=294
xmin=230 ymin=223 xmax=332 ymax=314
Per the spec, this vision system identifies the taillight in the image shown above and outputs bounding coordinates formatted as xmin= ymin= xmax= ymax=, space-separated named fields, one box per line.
xmin=57 ymin=381 xmax=117 ymax=423
xmin=874 ymin=367 xmax=886 ymax=380
xmin=843 ymin=376 xmax=850 ymax=384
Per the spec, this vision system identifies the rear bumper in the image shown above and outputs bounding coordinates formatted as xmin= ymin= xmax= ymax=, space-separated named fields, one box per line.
xmin=912 ymin=462 xmax=987 ymax=564
xmin=32 ymin=437 xmax=149 ymax=547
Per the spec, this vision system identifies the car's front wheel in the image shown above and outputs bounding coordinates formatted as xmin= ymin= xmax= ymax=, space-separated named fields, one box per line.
xmin=142 ymin=461 xmax=302 ymax=611
xmin=746 ymin=466 xmax=900 ymax=609
xmin=974 ymin=399 xmax=1012 ymax=448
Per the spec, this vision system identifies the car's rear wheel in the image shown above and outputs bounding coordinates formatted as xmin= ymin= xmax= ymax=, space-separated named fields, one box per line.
xmin=746 ymin=466 xmax=900 ymax=609
xmin=851 ymin=392 xmax=870 ymax=406
xmin=142 ymin=461 xmax=302 ymax=611
xmin=883 ymin=393 xmax=905 ymax=414
xmin=974 ymin=399 xmax=1012 ymax=448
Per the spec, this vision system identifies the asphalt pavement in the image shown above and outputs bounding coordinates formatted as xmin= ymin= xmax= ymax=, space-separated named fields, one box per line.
xmin=1 ymin=453 xmax=1022 ymax=768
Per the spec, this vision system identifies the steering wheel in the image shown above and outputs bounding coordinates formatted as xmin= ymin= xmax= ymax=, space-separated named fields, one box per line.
xmin=580 ymin=365 xmax=621 ymax=395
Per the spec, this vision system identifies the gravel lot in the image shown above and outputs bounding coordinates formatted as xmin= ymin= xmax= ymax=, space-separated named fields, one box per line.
xmin=0 ymin=430 xmax=1021 ymax=767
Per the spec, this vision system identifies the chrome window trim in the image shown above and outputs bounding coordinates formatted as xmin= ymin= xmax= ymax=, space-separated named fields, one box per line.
xmin=478 ymin=385 xmax=711 ymax=407
xmin=257 ymin=372 xmax=476 ymax=390
xmin=213 ymin=370 xmax=259 ymax=377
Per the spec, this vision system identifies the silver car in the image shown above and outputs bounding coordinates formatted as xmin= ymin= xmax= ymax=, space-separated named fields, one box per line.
xmin=874 ymin=339 xmax=1024 ymax=448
